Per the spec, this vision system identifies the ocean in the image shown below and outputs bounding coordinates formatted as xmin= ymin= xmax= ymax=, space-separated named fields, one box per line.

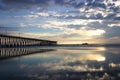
xmin=0 ymin=46 xmax=120 ymax=80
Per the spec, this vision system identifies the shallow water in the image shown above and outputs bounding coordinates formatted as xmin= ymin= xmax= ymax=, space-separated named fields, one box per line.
xmin=0 ymin=46 xmax=120 ymax=80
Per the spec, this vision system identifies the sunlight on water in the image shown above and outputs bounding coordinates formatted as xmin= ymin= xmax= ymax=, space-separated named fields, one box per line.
xmin=96 ymin=47 xmax=106 ymax=51
xmin=97 ymin=56 xmax=106 ymax=62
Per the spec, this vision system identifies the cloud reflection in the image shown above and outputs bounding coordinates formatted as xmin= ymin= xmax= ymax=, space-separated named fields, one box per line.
xmin=17 ymin=48 xmax=107 ymax=72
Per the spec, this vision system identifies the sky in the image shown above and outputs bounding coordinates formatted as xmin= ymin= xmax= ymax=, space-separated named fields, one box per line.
xmin=0 ymin=0 xmax=120 ymax=44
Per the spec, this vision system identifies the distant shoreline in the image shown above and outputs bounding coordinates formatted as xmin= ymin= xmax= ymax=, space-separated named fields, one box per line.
xmin=57 ymin=44 xmax=120 ymax=47
xmin=1 ymin=44 xmax=120 ymax=48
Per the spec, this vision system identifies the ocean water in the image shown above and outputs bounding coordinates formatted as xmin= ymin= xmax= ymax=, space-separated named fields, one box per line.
xmin=0 ymin=46 xmax=120 ymax=80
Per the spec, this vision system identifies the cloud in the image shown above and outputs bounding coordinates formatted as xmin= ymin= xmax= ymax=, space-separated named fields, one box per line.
xmin=1 ymin=0 xmax=120 ymax=21
xmin=19 ymin=23 xmax=27 ymax=27
xmin=54 ymin=0 xmax=85 ymax=8
xmin=0 ymin=0 xmax=50 ymax=11
xmin=63 ymin=27 xmax=105 ymax=38
xmin=37 ymin=12 xmax=49 ymax=17
xmin=104 ymin=27 xmax=120 ymax=38
xmin=0 ymin=0 xmax=119 ymax=11
xmin=114 ymin=17 xmax=120 ymax=20
xmin=89 ymin=37 xmax=120 ymax=43
xmin=21 ymin=32 xmax=57 ymax=38
xmin=17 ymin=19 xmax=106 ymax=43
xmin=2 ymin=0 xmax=50 ymax=6
xmin=0 ymin=0 xmax=120 ymax=44
xmin=46 ymin=19 xmax=100 ymax=27
xmin=86 ymin=0 xmax=106 ymax=9
xmin=108 ymin=23 xmax=120 ymax=27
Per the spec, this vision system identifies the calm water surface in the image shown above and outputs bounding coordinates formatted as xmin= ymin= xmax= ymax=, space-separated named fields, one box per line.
xmin=0 ymin=46 xmax=120 ymax=80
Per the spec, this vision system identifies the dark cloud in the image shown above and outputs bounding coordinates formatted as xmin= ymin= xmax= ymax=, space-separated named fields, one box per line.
xmin=96 ymin=13 xmax=104 ymax=19
xmin=1 ymin=0 xmax=119 ymax=22
xmin=109 ymin=4 xmax=120 ymax=12
xmin=55 ymin=0 xmax=120 ymax=13
xmin=54 ymin=0 xmax=64 ymax=5
xmin=86 ymin=0 xmax=106 ymax=9
xmin=0 ymin=0 xmax=84 ymax=11
xmin=54 ymin=0 xmax=106 ymax=8
xmin=0 ymin=0 xmax=120 ymax=13
xmin=112 ymin=0 xmax=117 ymax=1
xmin=86 ymin=20 xmax=120 ymax=38
xmin=57 ymin=11 xmax=120 ymax=21
xmin=68 ymin=25 xmax=81 ymax=30
xmin=74 ymin=2 xmax=85 ymax=8
xmin=62 ymin=13 xmax=104 ymax=20
xmin=105 ymin=13 xmax=116 ymax=19
xmin=55 ymin=0 xmax=84 ymax=8
xmin=0 ymin=0 xmax=50 ymax=11
xmin=2 ymin=0 xmax=49 ymax=4
xmin=61 ymin=33 xmax=80 ymax=38
xmin=87 ymin=21 xmax=107 ymax=29
xmin=0 ymin=4 xmax=4 ymax=10
xmin=114 ymin=16 xmax=120 ymax=20
xmin=104 ymin=27 xmax=120 ymax=38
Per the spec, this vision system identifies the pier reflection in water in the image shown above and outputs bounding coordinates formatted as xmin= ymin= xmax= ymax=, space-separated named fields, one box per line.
xmin=0 ymin=46 xmax=120 ymax=80
xmin=0 ymin=48 xmax=55 ymax=59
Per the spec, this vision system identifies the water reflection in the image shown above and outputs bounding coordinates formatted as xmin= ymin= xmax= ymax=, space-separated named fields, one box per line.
xmin=0 ymin=46 xmax=120 ymax=80
xmin=0 ymin=48 xmax=55 ymax=59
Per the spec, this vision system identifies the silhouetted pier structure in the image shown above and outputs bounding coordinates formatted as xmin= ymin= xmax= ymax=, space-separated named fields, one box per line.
xmin=0 ymin=34 xmax=57 ymax=47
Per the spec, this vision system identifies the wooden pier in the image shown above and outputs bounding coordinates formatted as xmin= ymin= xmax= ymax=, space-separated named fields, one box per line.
xmin=0 ymin=34 xmax=57 ymax=47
